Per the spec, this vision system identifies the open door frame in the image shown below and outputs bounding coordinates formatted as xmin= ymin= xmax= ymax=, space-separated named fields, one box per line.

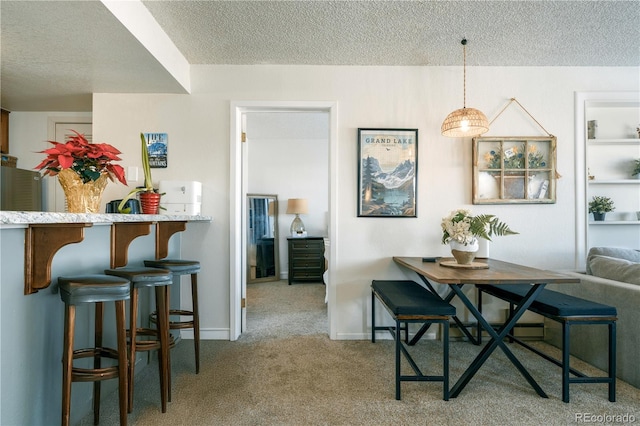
xmin=229 ymin=101 xmax=338 ymax=341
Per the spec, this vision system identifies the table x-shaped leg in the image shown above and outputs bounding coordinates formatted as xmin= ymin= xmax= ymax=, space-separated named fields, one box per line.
xmin=409 ymin=276 xmax=478 ymax=345
xmin=449 ymin=283 xmax=548 ymax=399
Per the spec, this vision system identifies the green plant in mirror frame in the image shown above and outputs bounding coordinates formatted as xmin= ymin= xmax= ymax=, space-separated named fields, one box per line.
xmin=588 ymin=196 xmax=615 ymax=214
xmin=117 ymin=133 xmax=155 ymax=213
xmin=632 ymin=158 xmax=640 ymax=177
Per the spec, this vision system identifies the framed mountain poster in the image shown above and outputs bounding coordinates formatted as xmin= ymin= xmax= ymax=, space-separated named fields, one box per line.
xmin=357 ymin=128 xmax=417 ymax=217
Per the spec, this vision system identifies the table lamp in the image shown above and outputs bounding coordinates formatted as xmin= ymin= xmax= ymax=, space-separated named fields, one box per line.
xmin=286 ymin=198 xmax=308 ymax=238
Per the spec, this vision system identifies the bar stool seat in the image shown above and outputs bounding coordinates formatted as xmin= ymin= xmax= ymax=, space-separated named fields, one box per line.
xmin=104 ymin=266 xmax=173 ymax=413
xmin=58 ymin=274 xmax=130 ymax=426
xmin=144 ymin=259 xmax=201 ymax=374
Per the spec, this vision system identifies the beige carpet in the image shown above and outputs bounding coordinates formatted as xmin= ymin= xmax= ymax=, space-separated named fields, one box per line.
xmin=82 ymin=280 xmax=640 ymax=425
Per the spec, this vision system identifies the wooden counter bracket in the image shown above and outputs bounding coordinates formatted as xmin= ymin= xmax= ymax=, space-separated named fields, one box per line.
xmin=156 ymin=221 xmax=186 ymax=260
xmin=24 ymin=223 xmax=92 ymax=295
xmin=110 ymin=222 xmax=153 ymax=268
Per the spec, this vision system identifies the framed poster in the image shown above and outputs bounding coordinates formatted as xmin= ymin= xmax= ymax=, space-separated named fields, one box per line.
xmin=143 ymin=132 xmax=168 ymax=168
xmin=472 ymin=136 xmax=557 ymax=204
xmin=357 ymin=128 xmax=417 ymax=217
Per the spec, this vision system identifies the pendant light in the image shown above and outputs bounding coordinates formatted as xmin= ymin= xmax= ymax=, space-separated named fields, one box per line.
xmin=441 ymin=39 xmax=489 ymax=138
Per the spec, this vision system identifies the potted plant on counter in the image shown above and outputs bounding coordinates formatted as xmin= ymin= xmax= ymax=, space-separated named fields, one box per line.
xmin=588 ymin=196 xmax=615 ymax=221
xmin=35 ymin=130 xmax=127 ymax=213
xmin=118 ymin=133 xmax=161 ymax=214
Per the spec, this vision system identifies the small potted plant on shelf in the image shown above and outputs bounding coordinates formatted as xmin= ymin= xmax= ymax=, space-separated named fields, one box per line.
xmin=632 ymin=158 xmax=640 ymax=179
xmin=588 ymin=196 xmax=615 ymax=221
xmin=441 ymin=209 xmax=518 ymax=265
xmin=118 ymin=133 xmax=161 ymax=214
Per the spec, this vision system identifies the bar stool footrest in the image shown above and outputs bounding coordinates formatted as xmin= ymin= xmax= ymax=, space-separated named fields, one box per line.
xmin=150 ymin=310 xmax=195 ymax=329
xmin=71 ymin=347 xmax=121 ymax=382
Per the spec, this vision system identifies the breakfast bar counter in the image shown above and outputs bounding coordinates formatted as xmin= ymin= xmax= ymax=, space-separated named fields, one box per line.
xmin=1 ymin=211 xmax=211 ymax=294
xmin=0 ymin=211 xmax=212 ymax=226
xmin=0 ymin=211 xmax=211 ymax=425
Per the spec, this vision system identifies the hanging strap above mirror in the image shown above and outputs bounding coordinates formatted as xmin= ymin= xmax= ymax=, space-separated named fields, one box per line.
xmin=489 ymin=98 xmax=553 ymax=137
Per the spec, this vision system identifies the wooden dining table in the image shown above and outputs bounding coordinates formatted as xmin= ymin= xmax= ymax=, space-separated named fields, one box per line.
xmin=392 ymin=256 xmax=580 ymax=398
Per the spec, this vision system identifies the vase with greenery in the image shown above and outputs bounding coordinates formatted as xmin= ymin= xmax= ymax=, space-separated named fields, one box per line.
xmin=441 ymin=209 xmax=518 ymax=264
xmin=588 ymin=196 xmax=615 ymax=221
xmin=117 ymin=133 xmax=161 ymax=214
xmin=35 ymin=130 xmax=127 ymax=213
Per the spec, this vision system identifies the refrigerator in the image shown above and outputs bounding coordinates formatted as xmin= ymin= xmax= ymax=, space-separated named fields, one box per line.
xmin=1 ymin=166 xmax=43 ymax=211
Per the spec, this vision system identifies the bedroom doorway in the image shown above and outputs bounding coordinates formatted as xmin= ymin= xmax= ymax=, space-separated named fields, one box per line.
xmin=230 ymin=101 xmax=338 ymax=341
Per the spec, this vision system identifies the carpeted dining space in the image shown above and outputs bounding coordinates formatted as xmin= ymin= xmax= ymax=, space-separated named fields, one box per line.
xmin=81 ymin=280 xmax=639 ymax=425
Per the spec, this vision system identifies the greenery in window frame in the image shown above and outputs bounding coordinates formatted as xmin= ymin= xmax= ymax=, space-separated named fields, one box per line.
xmin=483 ymin=142 xmax=548 ymax=170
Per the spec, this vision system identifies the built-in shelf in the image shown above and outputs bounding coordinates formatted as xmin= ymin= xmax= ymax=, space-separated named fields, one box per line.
xmin=588 ymin=179 xmax=640 ymax=184
xmin=589 ymin=221 xmax=640 ymax=225
xmin=575 ymin=91 xmax=640 ymax=268
xmin=587 ymin=139 xmax=640 ymax=145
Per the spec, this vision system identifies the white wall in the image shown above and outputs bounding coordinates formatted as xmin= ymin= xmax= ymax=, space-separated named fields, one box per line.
xmin=11 ymin=65 xmax=639 ymax=340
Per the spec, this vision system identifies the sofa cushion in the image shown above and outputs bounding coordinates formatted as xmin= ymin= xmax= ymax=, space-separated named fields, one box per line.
xmin=586 ymin=247 xmax=640 ymax=275
xmin=589 ymin=255 xmax=640 ymax=285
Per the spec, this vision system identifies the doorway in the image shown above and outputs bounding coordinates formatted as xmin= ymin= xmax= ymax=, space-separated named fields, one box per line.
xmin=230 ymin=101 xmax=338 ymax=341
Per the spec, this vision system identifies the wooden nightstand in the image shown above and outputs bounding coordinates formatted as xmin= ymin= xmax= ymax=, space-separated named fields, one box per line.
xmin=287 ymin=237 xmax=325 ymax=284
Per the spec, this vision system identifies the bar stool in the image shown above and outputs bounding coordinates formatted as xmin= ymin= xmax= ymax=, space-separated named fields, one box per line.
xmin=58 ymin=274 xmax=130 ymax=426
xmin=144 ymin=259 xmax=201 ymax=374
xmin=104 ymin=267 xmax=173 ymax=413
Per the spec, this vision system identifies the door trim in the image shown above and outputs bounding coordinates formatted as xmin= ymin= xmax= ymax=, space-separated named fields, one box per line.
xmin=229 ymin=101 xmax=338 ymax=341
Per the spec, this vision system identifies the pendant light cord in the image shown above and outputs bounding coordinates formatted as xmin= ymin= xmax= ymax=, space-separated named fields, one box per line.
xmin=462 ymin=39 xmax=467 ymax=108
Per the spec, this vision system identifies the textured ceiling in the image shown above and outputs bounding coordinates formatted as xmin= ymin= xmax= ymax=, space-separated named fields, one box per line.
xmin=143 ymin=0 xmax=640 ymax=67
xmin=1 ymin=0 xmax=639 ymax=112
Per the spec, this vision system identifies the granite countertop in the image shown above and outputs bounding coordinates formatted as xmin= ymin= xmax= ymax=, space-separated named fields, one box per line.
xmin=0 ymin=211 xmax=212 ymax=226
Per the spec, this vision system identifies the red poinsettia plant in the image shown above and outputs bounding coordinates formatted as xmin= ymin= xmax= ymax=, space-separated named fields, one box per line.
xmin=35 ymin=130 xmax=127 ymax=185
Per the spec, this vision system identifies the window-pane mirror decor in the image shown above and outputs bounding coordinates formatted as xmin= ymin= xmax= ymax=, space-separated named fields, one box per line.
xmin=473 ymin=136 xmax=557 ymax=204
xmin=247 ymin=194 xmax=279 ymax=283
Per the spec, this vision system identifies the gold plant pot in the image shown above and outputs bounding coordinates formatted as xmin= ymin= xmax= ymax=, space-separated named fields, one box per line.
xmin=57 ymin=169 xmax=108 ymax=213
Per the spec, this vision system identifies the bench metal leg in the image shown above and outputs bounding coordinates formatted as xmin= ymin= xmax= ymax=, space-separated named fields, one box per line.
xmin=395 ymin=318 xmax=402 ymax=400
xmin=371 ymin=290 xmax=376 ymax=343
xmin=609 ymin=322 xmax=616 ymax=402
xmin=563 ymin=320 xmax=616 ymax=403
xmin=443 ymin=320 xmax=449 ymax=401
xmin=372 ymin=288 xmax=451 ymax=401
xmin=562 ymin=321 xmax=570 ymax=402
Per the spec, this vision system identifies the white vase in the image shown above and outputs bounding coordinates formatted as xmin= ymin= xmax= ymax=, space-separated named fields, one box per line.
xmin=449 ymin=239 xmax=479 ymax=265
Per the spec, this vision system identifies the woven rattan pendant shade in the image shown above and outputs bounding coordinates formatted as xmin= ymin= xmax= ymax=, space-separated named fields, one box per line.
xmin=441 ymin=39 xmax=489 ymax=138
xmin=441 ymin=107 xmax=489 ymax=137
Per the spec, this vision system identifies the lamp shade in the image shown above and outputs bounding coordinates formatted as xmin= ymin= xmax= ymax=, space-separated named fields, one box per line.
xmin=441 ymin=107 xmax=489 ymax=137
xmin=286 ymin=198 xmax=308 ymax=215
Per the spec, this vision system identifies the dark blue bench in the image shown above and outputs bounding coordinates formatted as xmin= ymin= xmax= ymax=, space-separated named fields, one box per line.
xmin=371 ymin=280 xmax=455 ymax=400
xmin=477 ymin=284 xmax=617 ymax=403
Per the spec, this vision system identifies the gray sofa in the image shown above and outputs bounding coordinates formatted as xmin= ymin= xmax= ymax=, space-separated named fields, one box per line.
xmin=545 ymin=247 xmax=640 ymax=389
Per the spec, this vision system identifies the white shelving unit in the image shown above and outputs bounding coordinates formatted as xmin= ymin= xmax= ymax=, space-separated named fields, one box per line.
xmin=575 ymin=92 xmax=640 ymax=270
